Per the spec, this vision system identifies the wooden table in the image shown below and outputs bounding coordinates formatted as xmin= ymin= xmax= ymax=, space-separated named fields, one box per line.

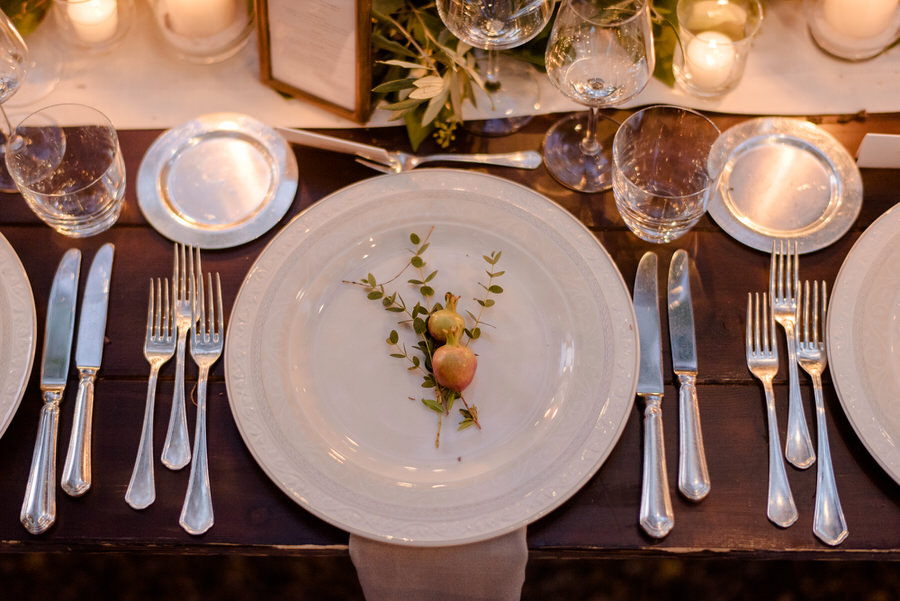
xmin=0 ymin=111 xmax=897 ymax=560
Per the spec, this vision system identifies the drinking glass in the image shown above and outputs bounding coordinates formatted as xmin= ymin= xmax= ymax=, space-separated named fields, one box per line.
xmin=5 ymin=103 xmax=125 ymax=237
xmin=543 ymin=0 xmax=655 ymax=192
xmin=0 ymin=9 xmax=30 ymax=192
xmin=612 ymin=105 xmax=720 ymax=243
xmin=437 ymin=0 xmax=554 ymax=135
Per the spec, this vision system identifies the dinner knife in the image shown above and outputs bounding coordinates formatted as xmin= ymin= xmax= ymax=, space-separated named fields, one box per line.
xmin=61 ymin=243 xmax=115 ymax=497
xmin=21 ymin=248 xmax=81 ymax=535
xmin=633 ymin=251 xmax=674 ymax=539
xmin=667 ymin=249 xmax=711 ymax=502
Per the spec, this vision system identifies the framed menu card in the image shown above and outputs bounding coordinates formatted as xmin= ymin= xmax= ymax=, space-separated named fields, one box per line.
xmin=258 ymin=0 xmax=373 ymax=123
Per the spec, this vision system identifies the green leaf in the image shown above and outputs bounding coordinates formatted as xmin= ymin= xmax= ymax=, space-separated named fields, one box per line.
xmin=422 ymin=399 xmax=444 ymax=413
xmin=372 ymin=77 xmax=417 ymax=94
xmin=371 ymin=36 xmax=418 ymax=61
xmin=408 ymin=278 xmax=423 ymax=285
xmin=487 ymin=270 xmax=505 ymax=278
xmin=410 ymin=233 xmax=421 ymax=245
xmin=386 ymin=306 xmax=405 ymax=313
xmin=424 ymin=270 xmax=438 ymax=282
xmin=382 ymin=97 xmax=426 ymax=112
xmin=388 ymin=330 xmax=399 ymax=345
xmin=410 ymin=255 xmax=424 ymax=268
xmin=416 ymin=242 xmax=430 ymax=255
xmin=403 ymin=106 xmax=435 ymax=152
xmin=390 ymin=353 xmax=406 ymax=359
xmin=379 ymin=59 xmax=430 ymax=70
xmin=413 ymin=317 xmax=427 ymax=335
xmin=367 ymin=290 xmax=384 ymax=300
xmin=420 ymin=286 xmax=434 ymax=297
xmin=483 ymin=298 xmax=495 ymax=307
xmin=470 ymin=327 xmax=481 ymax=339
xmin=488 ymin=285 xmax=503 ymax=294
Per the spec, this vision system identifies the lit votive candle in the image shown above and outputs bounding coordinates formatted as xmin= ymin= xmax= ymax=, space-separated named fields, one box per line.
xmin=67 ymin=0 xmax=118 ymax=44
xmin=167 ymin=0 xmax=237 ymax=38
xmin=823 ymin=0 xmax=898 ymax=39
xmin=685 ymin=31 xmax=736 ymax=90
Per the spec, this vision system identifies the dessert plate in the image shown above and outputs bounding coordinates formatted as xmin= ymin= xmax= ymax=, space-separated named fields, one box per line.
xmin=137 ymin=112 xmax=298 ymax=249
xmin=225 ymin=169 xmax=639 ymax=546
xmin=707 ymin=117 xmax=862 ymax=253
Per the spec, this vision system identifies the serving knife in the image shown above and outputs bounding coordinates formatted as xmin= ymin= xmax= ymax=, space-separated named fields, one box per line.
xmin=633 ymin=251 xmax=674 ymax=539
xmin=62 ymin=243 xmax=114 ymax=497
xmin=667 ymin=249 xmax=711 ymax=502
xmin=21 ymin=248 xmax=81 ymax=534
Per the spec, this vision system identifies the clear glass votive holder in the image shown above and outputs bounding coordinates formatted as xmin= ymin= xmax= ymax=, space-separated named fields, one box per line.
xmin=53 ymin=0 xmax=134 ymax=52
xmin=5 ymin=103 xmax=126 ymax=238
xmin=805 ymin=0 xmax=900 ymax=61
xmin=672 ymin=0 xmax=764 ymax=98
xmin=148 ymin=0 xmax=255 ymax=64
xmin=612 ymin=105 xmax=720 ymax=244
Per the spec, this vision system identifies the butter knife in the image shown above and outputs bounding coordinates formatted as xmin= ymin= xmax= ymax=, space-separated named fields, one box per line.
xmin=667 ymin=249 xmax=710 ymax=502
xmin=275 ymin=126 xmax=542 ymax=172
xmin=633 ymin=251 xmax=674 ymax=538
xmin=21 ymin=248 xmax=81 ymax=534
xmin=61 ymin=243 xmax=114 ymax=497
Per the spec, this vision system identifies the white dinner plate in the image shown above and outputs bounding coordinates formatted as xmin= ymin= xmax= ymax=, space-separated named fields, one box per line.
xmin=707 ymin=118 xmax=862 ymax=253
xmin=0 ymin=232 xmax=37 ymax=440
xmin=828 ymin=203 xmax=900 ymax=484
xmin=136 ymin=112 xmax=298 ymax=249
xmin=225 ymin=169 xmax=639 ymax=546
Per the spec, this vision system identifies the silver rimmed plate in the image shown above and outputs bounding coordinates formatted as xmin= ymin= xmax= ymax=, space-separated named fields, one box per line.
xmin=0 ymin=232 xmax=36 ymax=440
xmin=828 ymin=203 xmax=900 ymax=485
xmin=707 ymin=117 xmax=862 ymax=253
xmin=225 ymin=169 xmax=639 ymax=546
xmin=137 ymin=113 xmax=298 ymax=249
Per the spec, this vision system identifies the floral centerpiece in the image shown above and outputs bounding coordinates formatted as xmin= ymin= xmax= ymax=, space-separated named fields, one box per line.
xmin=371 ymin=0 xmax=678 ymax=149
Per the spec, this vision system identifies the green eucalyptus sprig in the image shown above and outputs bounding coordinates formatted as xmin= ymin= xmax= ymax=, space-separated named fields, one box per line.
xmin=346 ymin=228 xmax=504 ymax=447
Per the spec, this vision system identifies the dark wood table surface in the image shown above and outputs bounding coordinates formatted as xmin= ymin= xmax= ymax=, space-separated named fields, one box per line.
xmin=0 ymin=111 xmax=897 ymax=560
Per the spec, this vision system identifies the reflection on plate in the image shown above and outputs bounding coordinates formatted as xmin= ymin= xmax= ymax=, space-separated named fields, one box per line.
xmin=0 ymin=232 xmax=37 ymax=440
xmin=137 ymin=112 xmax=298 ymax=249
xmin=224 ymin=169 xmax=639 ymax=546
xmin=707 ymin=118 xmax=862 ymax=253
xmin=828 ymin=203 xmax=900 ymax=485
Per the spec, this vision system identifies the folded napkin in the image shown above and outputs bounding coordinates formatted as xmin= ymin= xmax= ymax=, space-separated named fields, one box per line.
xmin=349 ymin=527 xmax=528 ymax=601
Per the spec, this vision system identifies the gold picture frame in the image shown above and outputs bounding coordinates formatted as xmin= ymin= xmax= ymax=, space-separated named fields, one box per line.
xmin=258 ymin=0 xmax=372 ymax=123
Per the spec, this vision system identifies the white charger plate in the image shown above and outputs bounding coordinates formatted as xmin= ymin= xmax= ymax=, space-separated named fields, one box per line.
xmin=136 ymin=113 xmax=298 ymax=249
xmin=224 ymin=169 xmax=639 ymax=546
xmin=707 ymin=118 xmax=862 ymax=253
xmin=0 ymin=232 xmax=36 ymax=440
xmin=828 ymin=203 xmax=900 ymax=485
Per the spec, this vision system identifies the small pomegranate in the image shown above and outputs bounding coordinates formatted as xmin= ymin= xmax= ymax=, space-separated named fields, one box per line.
xmin=432 ymin=326 xmax=477 ymax=392
xmin=428 ymin=293 xmax=466 ymax=342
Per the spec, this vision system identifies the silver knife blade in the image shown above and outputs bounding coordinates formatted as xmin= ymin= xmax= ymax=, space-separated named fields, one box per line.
xmin=40 ymin=249 xmax=82 ymax=388
xmin=74 ymin=243 xmax=114 ymax=369
xmin=667 ymin=249 xmax=697 ymax=374
xmin=275 ymin=126 xmax=393 ymax=165
xmin=634 ymin=252 xmax=663 ymax=395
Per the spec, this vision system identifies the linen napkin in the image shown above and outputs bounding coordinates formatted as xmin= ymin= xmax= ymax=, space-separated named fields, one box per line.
xmin=856 ymin=134 xmax=900 ymax=169
xmin=349 ymin=527 xmax=528 ymax=601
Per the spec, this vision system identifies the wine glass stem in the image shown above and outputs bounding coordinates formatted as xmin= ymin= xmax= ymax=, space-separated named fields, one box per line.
xmin=0 ymin=102 xmax=11 ymax=137
xmin=484 ymin=49 xmax=501 ymax=92
xmin=580 ymin=108 xmax=602 ymax=156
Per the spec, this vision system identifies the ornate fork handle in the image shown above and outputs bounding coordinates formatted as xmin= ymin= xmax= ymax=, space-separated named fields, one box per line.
xmin=782 ymin=323 xmax=815 ymax=469
xmin=677 ymin=373 xmax=710 ymax=501
xmin=762 ymin=377 xmax=798 ymax=528
xmin=407 ymin=150 xmax=543 ymax=170
xmin=20 ymin=391 xmax=62 ymax=534
xmin=179 ymin=363 xmax=213 ymax=535
xmin=162 ymin=322 xmax=191 ymax=469
xmin=810 ymin=372 xmax=849 ymax=545
xmin=126 ymin=361 xmax=165 ymax=509
xmin=639 ymin=395 xmax=674 ymax=538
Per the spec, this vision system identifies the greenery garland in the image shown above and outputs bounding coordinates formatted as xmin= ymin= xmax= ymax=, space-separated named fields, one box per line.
xmin=372 ymin=0 xmax=678 ymax=149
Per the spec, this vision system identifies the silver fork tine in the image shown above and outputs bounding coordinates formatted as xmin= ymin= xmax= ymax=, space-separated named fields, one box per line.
xmin=127 ymin=278 xmax=176 ymax=510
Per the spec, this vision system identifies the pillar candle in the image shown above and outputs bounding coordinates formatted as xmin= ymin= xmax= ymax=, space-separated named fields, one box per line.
xmin=685 ymin=31 xmax=736 ymax=90
xmin=67 ymin=0 xmax=118 ymax=44
xmin=166 ymin=0 xmax=238 ymax=38
xmin=823 ymin=0 xmax=898 ymax=39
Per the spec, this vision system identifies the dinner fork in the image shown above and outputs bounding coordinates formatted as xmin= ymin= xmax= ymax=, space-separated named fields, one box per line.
xmin=770 ymin=240 xmax=815 ymax=469
xmin=797 ymin=280 xmax=849 ymax=546
xmin=162 ymin=243 xmax=200 ymax=470
xmin=179 ymin=271 xmax=223 ymax=535
xmin=354 ymin=149 xmax=543 ymax=173
xmin=746 ymin=292 xmax=798 ymax=528
xmin=126 ymin=279 xmax=176 ymax=510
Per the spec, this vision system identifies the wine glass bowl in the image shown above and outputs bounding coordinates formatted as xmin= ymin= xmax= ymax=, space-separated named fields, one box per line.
xmin=543 ymin=0 xmax=655 ymax=192
xmin=0 ymin=10 xmax=29 ymax=192
xmin=437 ymin=0 xmax=554 ymax=135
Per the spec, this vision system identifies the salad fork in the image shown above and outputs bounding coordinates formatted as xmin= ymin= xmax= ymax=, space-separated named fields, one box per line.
xmin=126 ymin=279 xmax=176 ymax=510
xmin=746 ymin=292 xmax=798 ymax=528
xmin=179 ymin=271 xmax=223 ymax=535
xmin=162 ymin=243 xmax=200 ymax=470
xmin=770 ymin=240 xmax=815 ymax=469
xmin=797 ymin=280 xmax=849 ymax=546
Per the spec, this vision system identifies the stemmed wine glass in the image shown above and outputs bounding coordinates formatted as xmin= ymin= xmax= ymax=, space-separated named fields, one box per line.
xmin=0 ymin=9 xmax=29 ymax=192
xmin=543 ymin=0 xmax=655 ymax=192
xmin=437 ymin=0 xmax=554 ymax=136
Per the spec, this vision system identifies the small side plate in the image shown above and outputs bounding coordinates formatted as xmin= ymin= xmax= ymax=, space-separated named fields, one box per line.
xmin=706 ymin=117 xmax=862 ymax=254
xmin=137 ymin=113 xmax=299 ymax=249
